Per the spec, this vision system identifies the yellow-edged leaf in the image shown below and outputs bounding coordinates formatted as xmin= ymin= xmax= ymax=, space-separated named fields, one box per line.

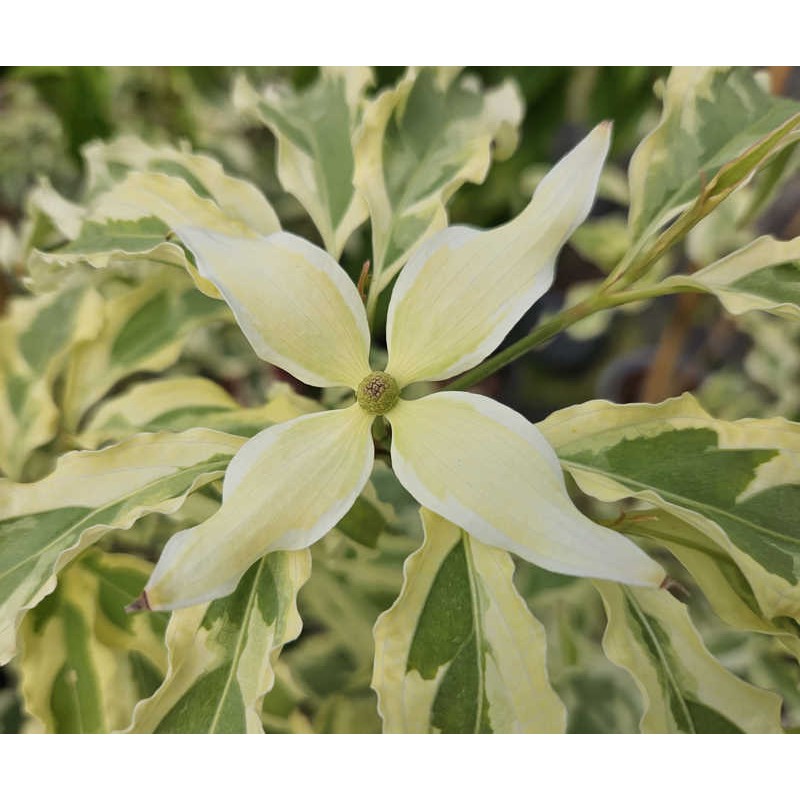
xmin=62 ymin=269 xmax=227 ymax=431
xmin=0 ymin=428 xmax=242 ymax=664
xmin=78 ymin=376 xmax=319 ymax=447
xmin=19 ymin=550 xmax=167 ymax=733
xmin=373 ymin=509 xmax=565 ymax=733
xmin=354 ymin=67 xmax=524 ymax=309
xmin=663 ymin=235 xmax=800 ymax=319
xmin=0 ymin=284 xmax=103 ymax=479
xmin=596 ymin=581 xmax=784 ymax=733
xmin=234 ymin=67 xmax=371 ymax=257
xmin=540 ymin=393 xmax=800 ymax=621
xmin=128 ymin=550 xmax=309 ymax=734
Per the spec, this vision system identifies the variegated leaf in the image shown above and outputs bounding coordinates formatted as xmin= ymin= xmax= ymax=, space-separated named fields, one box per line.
xmin=278 ymin=508 xmax=418 ymax=732
xmin=32 ymin=141 xmax=280 ymax=298
xmin=24 ymin=177 xmax=84 ymax=243
xmin=234 ymin=67 xmax=372 ymax=258
xmin=19 ymin=550 xmax=167 ymax=733
xmin=29 ymin=222 xmax=206 ymax=299
xmin=301 ymin=536 xmax=391 ymax=674
xmin=128 ymin=550 xmax=310 ymax=734
xmin=596 ymin=582 xmax=783 ymax=733
xmin=31 ymin=178 xmax=264 ymax=299
xmin=259 ymin=662 xmax=314 ymax=733
xmin=372 ymin=509 xmax=565 ymax=733
xmin=663 ymin=234 xmax=800 ymax=319
xmin=629 ymin=66 xmax=800 ymax=240
xmin=62 ymin=269 xmax=227 ymax=431
xmin=9 ymin=178 xmax=84 ymax=271
xmin=618 ymin=511 xmax=800 ymax=660
xmin=0 ymin=284 xmax=103 ymax=479
xmin=354 ymin=67 xmax=524 ymax=308
xmin=520 ymin=576 xmax=644 ymax=733
xmin=540 ymin=393 xmax=800 ymax=622
xmin=0 ymin=428 xmax=241 ymax=664
xmin=82 ymin=135 xmax=281 ymax=235
xmin=79 ymin=376 xmax=319 ymax=447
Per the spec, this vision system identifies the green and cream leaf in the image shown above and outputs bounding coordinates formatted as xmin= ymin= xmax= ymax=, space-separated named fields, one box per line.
xmin=128 ymin=550 xmax=310 ymax=734
xmin=234 ymin=68 xmax=372 ymax=258
xmin=81 ymin=135 xmax=281 ymax=234
xmin=19 ymin=550 xmax=167 ymax=733
xmin=31 ymin=149 xmax=280 ymax=298
xmin=61 ymin=270 xmax=228 ymax=431
xmin=596 ymin=582 xmax=784 ymax=733
xmin=618 ymin=511 xmax=800 ymax=659
xmin=78 ymin=376 xmax=319 ymax=447
xmin=662 ymin=235 xmax=800 ymax=319
xmin=354 ymin=67 xmax=524 ymax=309
xmin=628 ymin=66 xmax=800 ymax=240
xmin=0 ymin=428 xmax=241 ymax=664
xmin=540 ymin=393 xmax=800 ymax=622
xmin=372 ymin=509 xmax=565 ymax=733
xmin=0 ymin=285 xmax=103 ymax=479
xmin=24 ymin=177 xmax=84 ymax=243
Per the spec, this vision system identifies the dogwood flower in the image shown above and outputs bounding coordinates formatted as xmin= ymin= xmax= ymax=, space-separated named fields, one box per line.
xmin=139 ymin=123 xmax=665 ymax=611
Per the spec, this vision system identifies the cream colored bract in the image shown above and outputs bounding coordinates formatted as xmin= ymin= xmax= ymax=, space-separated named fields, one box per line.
xmin=141 ymin=123 xmax=666 ymax=611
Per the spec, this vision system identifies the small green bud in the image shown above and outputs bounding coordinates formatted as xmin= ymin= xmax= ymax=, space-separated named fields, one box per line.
xmin=356 ymin=371 xmax=399 ymax=415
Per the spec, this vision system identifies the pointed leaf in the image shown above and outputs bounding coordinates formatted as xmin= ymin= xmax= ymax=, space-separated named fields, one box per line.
xmin=540 ymin=394 xmax=800 ymax=622
xmin=82 ymin=134 xmax=280 ymax=234
xmin=0 ymin=285 xmax=103 ymax=479
xmin=596 ymin=582 xmax=783 ymax=733
xmin=354 ymin=67 xmax=524 ymax=303
xmin=663 ymin=234 xmax=800 ymax=319
xmin=62 ymin=269 xmax=227 ymax=430
xmin=629 ymin=66 xmax=800 ymax=239
xmin=28 ymin=217 xmax=195 ymax=293
xmin=0 ymin=428 xmax=242 ymax=664
xmin=79 ymin=376 xmax=320 ymax=447
xmin=19 ymin=550 xmax=167 ymax=733
xmin=32 ymin=166 xmax=279 ymax=298
xmin=128 ymin=550 xmax=309 ymax=734
xmin=373 ymin=509 xmax=565 ymax=733
xmin=618 ymin=511 xmax=800 ymax=660
xmin=234 ymin=68 xmax=372 ymax=257
xmin=25 ymin=177 xmax=84 ymax=240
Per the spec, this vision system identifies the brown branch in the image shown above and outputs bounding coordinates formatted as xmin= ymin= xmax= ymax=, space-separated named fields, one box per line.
xmin=640 ymin=292 xmax=702 ymax=403
xmin=769 ymin=66 xmax=793 ymax=96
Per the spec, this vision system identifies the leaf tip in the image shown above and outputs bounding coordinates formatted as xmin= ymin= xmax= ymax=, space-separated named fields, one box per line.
xmin=660 ymin=575 xmax=691 ymax=602
xmin=125 ymin=591 xmax=151 ymax=614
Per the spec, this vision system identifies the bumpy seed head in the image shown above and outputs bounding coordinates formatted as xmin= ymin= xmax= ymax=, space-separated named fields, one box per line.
xmin=356 ymin=371 xmax=400 ymax=415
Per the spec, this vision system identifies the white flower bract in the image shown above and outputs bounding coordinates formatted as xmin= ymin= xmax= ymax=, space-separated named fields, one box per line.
xmin=142 ymin=123 xmax=665 ymax=611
